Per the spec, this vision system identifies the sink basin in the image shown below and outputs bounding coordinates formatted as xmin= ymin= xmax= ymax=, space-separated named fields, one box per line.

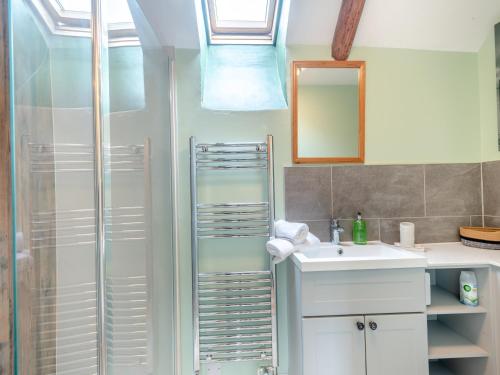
xmin=292 ymin=242 xmax=427 ymax=272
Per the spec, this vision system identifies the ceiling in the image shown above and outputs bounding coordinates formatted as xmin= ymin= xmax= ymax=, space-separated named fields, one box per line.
xmin=138 ymin=0 xmax=500 ymax=52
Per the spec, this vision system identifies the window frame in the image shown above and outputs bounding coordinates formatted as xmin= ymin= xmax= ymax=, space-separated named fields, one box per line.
xmin=204 ymin=0 xmax=281 ymax=45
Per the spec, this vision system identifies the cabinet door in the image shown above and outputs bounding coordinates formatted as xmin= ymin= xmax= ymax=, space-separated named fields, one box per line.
xmin=303 ymin=316 xmax=366 ymax=375
xmin=365 ymin=313 xmax=428 ymax=375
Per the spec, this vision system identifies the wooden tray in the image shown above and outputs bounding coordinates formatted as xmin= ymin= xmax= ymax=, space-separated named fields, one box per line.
xmin=460 ymin=226 xmax=500 ymax=243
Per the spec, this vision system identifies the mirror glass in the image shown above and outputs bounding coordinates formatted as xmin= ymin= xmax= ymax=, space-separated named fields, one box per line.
xmin=293 ymin=61 xmax=365 ymax=163
xmin=495 ymin=23 xmax=500 ymax=150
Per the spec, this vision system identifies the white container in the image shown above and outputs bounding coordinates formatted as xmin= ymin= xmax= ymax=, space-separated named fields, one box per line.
xmin=460 ymin=271 xmax=478 ymax=307
xmin=400 ymin=222 xmax=415 ymax=248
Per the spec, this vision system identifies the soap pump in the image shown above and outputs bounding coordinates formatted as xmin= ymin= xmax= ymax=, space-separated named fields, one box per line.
xmin=352 ymin=212 xmax=367 ymax=245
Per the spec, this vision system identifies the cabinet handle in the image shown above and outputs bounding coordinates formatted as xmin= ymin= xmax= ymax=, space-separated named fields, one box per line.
xmin=368 ymin=321 xmax=377 ymax=330
xmin=356 ymin=321 xmax=365 ymax=331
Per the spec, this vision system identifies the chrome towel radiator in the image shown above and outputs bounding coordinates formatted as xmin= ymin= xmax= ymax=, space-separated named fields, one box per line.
xmin=190 ymin=136 xmax=277 ymax=374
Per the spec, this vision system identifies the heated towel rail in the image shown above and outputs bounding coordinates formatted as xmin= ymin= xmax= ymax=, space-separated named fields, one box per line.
xmin=190 ymin=136 xmax=277 ymax=374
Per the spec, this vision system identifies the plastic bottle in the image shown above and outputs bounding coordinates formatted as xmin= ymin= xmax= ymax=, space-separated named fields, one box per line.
xmin=352 ymin=212 xmax=367 ymax=245
xmin=460 ymin=271 xmax=478 ymax=307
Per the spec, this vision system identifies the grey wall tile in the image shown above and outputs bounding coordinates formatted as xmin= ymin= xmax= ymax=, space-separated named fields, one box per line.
xmin=331 ymin=165 xmax=425 ymax=218
xmin=380 ymin=217 xmax=469 ymax=244
xmin=484 ymin=216 xmax=500 ymax=227
xmin=425 ymin=163 xmax=482 ymax=216
xmin=483 ymin=160 xmax=500 ymax=217
xmin=303 ymin=220 xmax=330 ymax=242
xmin=470 ymin=215 xmax=483 ymax=227
xmin=285 ymin=167 xmax=331 ymax=221
xmin=338 ymin=218 xmax=380 ymax=242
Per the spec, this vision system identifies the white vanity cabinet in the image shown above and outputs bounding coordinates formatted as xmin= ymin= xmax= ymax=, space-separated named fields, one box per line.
xmin=302 ymin=314 xmax=428 ymax=375
xmin=364 ymin=313 xmax=428 ymax=375
xmin=288 ymin=261 xmax=429 ymax=375
xmin=302 ymin=316 xmax=366 ymax=375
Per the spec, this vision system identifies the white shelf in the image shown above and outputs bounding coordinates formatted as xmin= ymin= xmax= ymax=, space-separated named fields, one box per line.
xmin=427 ymin=286 xmax=487 ymax=315
xmin=429 ymin=362 xmax=455 ymax=375
xmin=428 ymin=321 xmax=488 ymax=360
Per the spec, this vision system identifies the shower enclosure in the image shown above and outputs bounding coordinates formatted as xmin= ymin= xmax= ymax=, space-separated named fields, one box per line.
xmin=9 ymin=0 xmax=177 ymax=374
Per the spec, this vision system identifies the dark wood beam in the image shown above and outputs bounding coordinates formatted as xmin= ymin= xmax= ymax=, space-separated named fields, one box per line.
xmin=331 ymin=0 xmax=366 ymax=61
xmin=0 ymin=0 xmax=13 ymax=372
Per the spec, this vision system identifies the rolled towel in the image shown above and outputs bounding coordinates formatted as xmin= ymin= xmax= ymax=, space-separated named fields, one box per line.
xmin=275 ymin=220 xmax=309 ymax=245
xmin=266 ymin=238 xmax=295 ymax=264
xmin=304 ymin=232 xmax=320 ymax=246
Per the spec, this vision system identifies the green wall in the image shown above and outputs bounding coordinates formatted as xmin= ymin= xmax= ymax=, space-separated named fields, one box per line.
xmin=298 ymin=84 xmax=359 ymax=158
xmin=175 ymin=43 xmax=495 ymax=374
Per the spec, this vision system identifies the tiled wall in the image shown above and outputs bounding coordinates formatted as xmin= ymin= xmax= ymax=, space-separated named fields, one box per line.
xmin=483 ymin=160 xmax=500 ymax=227
xmin=284 ymin=163 xmax=487 ymax=244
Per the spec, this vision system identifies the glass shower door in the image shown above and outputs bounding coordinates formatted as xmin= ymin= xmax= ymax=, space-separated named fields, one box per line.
xmin=11 ymin=0 xmax=98 ymax=373
xmin=99 ymin=0 xmax=175 ymax=374
xmin=11 ymin=0 xmax=176 ymax=373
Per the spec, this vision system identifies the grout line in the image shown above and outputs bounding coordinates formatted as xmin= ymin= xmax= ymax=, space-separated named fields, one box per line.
xmin=378 ymin=218 xmax=381 ymax=241
xmin=423 ymin=165 xmax=427 ymax=217
xmin=296 ymin=215 xmax=471 ymax=222
xmin=480 ymin=162 xmax=485 ymax=227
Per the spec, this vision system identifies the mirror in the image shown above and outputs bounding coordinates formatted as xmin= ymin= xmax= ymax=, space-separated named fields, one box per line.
xmin=495 ymin=23 xmax=500 ymax=150
xmin=292 ymin=61 xmax=366 ymax=163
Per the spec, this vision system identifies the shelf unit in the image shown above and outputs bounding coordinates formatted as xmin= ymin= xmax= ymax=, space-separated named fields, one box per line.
xmin=426 ymin=267 xmax=494 ymax=375
xmin=428 ymin=321 xmax=488 ymax=359
xmin=427 ymin=286 xmax=487 ymax=315
xmin=429 ymin=362 xmax=455 ymax=375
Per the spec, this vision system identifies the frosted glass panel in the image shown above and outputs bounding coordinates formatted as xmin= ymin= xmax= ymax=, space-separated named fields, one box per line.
xmin=215 ymin=0 xmax=269 ymax=22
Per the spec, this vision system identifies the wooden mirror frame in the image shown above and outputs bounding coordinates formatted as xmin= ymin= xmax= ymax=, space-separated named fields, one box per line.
xmin=292 ymin=60 xmax=366 ymax=164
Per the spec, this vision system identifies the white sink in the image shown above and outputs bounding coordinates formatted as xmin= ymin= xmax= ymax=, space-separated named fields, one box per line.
xmin=292 ymin=242 xmax=427 ymax=272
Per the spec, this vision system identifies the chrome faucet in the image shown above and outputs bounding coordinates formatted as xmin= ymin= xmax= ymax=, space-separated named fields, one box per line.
xmin=330 ymin=217 xmax=344 ymax=245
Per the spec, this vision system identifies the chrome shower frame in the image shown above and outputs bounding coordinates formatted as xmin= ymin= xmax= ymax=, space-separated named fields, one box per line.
xmin=90 ymin=0 xmax=107 ymax=372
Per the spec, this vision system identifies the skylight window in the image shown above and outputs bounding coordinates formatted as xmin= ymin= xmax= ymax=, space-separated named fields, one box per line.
xmin=30 ymin=0 xmax=138 ymax=46
xmin=204 ymin=0 xmax=280 ymax=44
xmin=55 ymin=0 xmax=91 ymax=13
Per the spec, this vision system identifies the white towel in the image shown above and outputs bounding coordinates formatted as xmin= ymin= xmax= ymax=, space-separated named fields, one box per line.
xmin=304 ymin=232 xmax=320 ymax=246
xmin=266 ymin=238 xmax=295 ymax=264
xmin=275 ymin=220 xmax=309 ymax=245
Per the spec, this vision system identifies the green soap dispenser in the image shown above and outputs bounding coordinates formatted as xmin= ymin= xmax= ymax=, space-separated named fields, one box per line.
xmin=353 ymin=212 xmax=367 ymax=245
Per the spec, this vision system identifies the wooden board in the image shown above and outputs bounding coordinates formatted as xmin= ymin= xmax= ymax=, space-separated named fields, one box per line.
xmin=460 ymin=227 xmax=500 ymax=243
xmin=331 ymin=0 xmax=366 ymax=60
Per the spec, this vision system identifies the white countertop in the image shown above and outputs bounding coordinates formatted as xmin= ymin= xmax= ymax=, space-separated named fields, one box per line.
xmin=291 ymin=242 xmax=427 ymax=272
xmin=417 ymin=242 xmax=500 ymax=269
xmin=291 ymin=242 xmax=500 ymax=272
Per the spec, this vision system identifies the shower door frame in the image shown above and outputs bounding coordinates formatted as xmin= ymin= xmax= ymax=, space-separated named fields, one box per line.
xmin=90 ymin=0 xmax=108 ymax=372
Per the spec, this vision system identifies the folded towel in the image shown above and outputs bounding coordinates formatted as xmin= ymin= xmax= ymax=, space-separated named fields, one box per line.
xmin=266 ymin=238 xmax=295 ymax=264
xmin=275 ymin=220 xmax=309 ymax=245
xmin=304 ymin=232 xmax=320 ymax=246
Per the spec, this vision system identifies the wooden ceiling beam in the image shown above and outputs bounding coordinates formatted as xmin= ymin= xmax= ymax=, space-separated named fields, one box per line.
xmin=331 ymin=0 xmax=366 ymax=60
